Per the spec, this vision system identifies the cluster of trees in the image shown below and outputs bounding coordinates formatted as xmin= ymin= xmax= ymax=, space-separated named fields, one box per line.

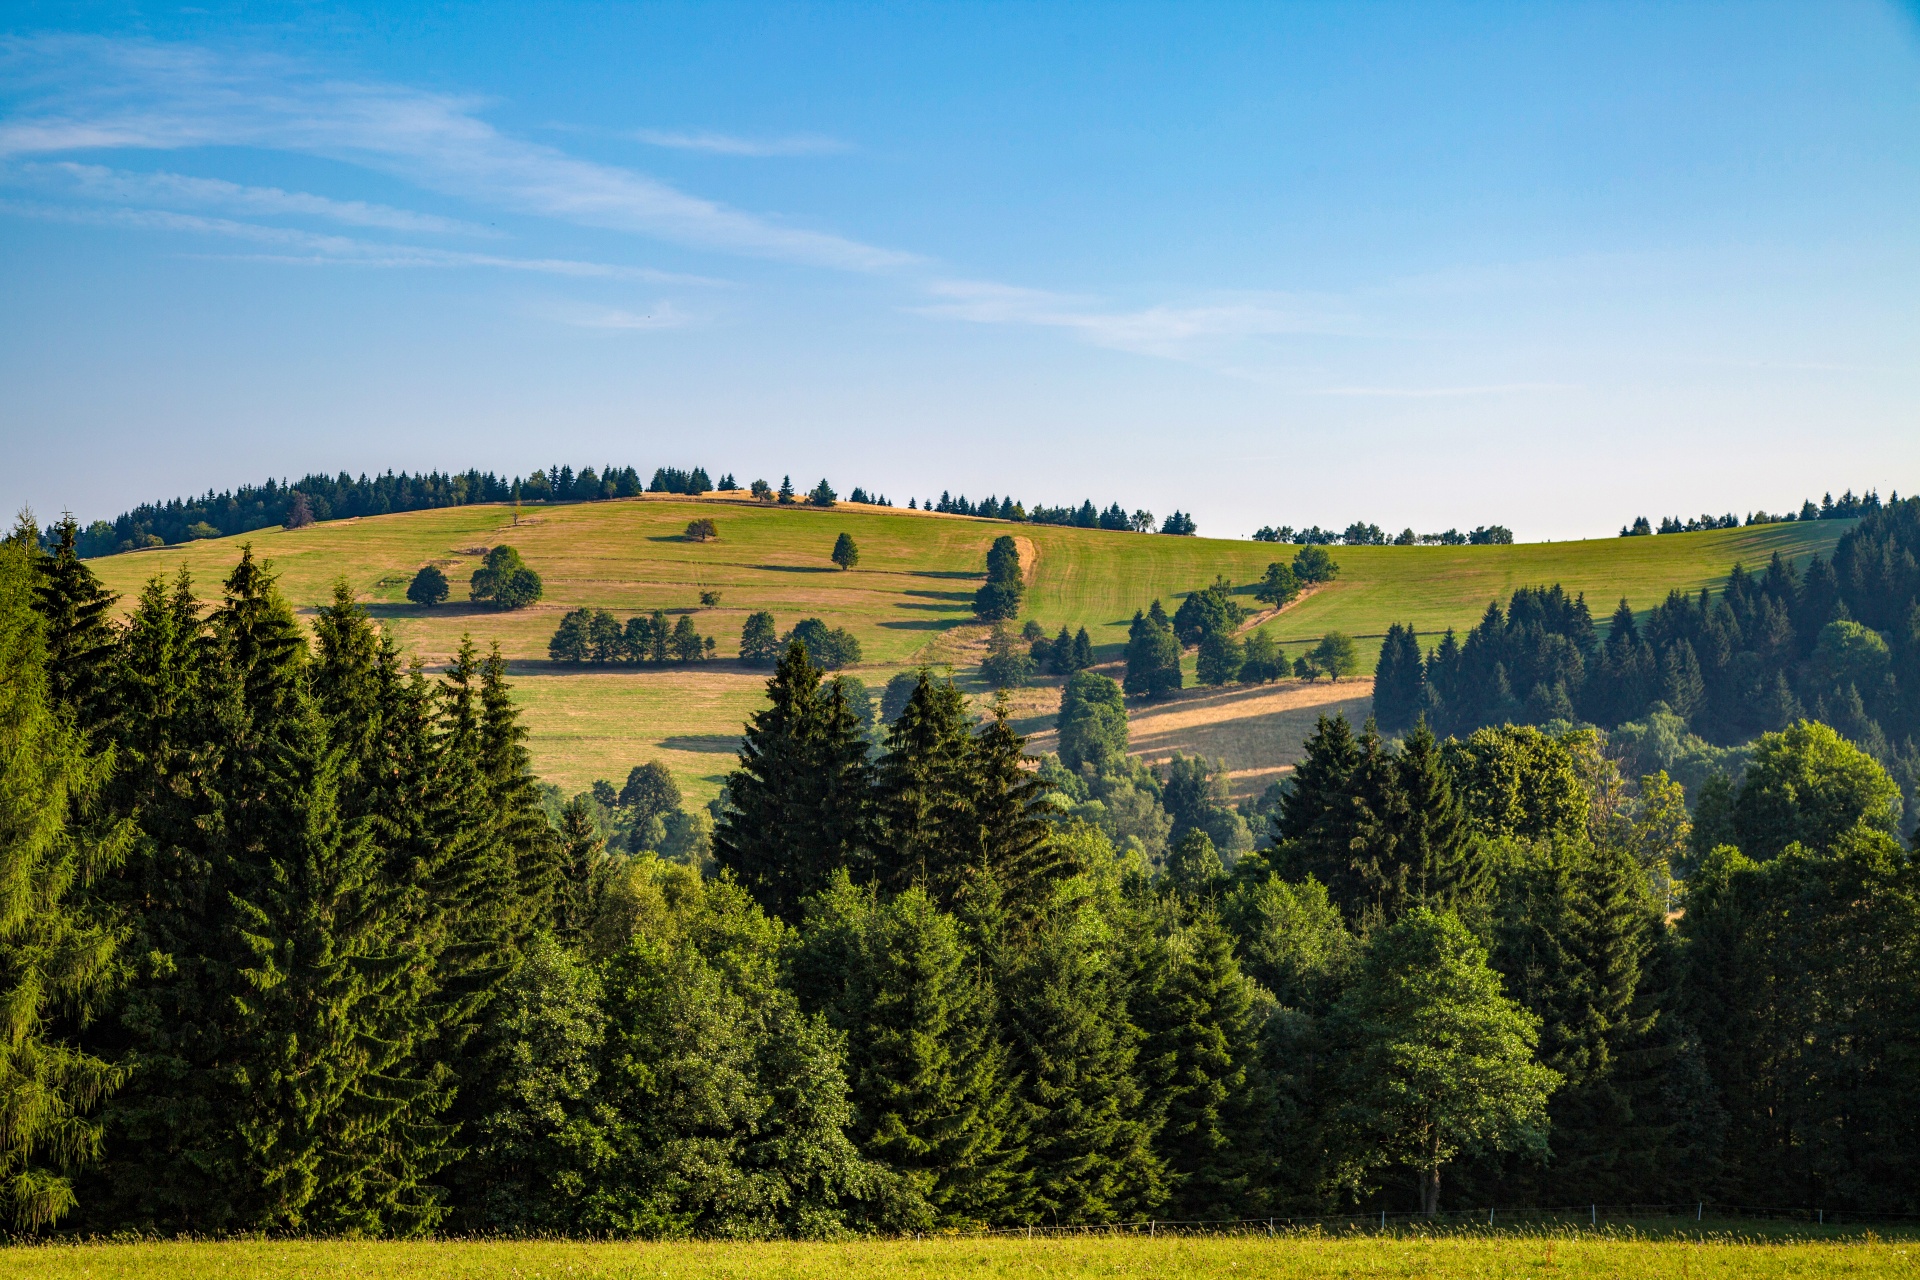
xmin=1254 ymin=524 xmax=1512 ymax=547
xmin=557 ymin=762 xmax=715 ymax=869
xmin=905 ymin=495 xmax=1174 ymax=534
xmin=550 ymin=608 xmax=716 ymax=665
xmin=11 ymin=522 xmax=1920 ymax=1234
xmin=402 ymin=548 xmax=543 ymax=612
xmin=1028 ymin=621 xmax=1096 ymax=676
xmin=1620 ymin=490 xmax=1891 ymax=537
xmin=737 ymin=614 xmax=863 ymax=670
xmin=50 ymin=463 xmax=743 ymax=558
xmin=973 ymin=536 xmax=1026 ymax=622
xmin=746 ymin=477 xmax=839 ymax=507
xmin=1124 ymin=565 xmax=1354 ymax=697
xmin=1371 ymin=497 xmax=1920 ymax=833
xmin=639 ymin=467 xmax=713 ymax=495
xmin=846 ymin=488 xmax=893 ymax=506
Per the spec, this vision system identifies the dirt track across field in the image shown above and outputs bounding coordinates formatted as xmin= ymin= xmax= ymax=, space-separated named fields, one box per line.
xmin=1026 ymin=677 xmax=1374 ymax=800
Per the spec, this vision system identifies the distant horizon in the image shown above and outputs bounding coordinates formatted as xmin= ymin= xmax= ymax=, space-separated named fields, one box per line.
xmin=26 ymin=456 xmax=1902 ymax=552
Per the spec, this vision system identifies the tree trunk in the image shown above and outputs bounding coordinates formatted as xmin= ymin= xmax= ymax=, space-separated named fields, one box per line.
xmin=1420 ymin=1131 xmax=1442 ymax=1216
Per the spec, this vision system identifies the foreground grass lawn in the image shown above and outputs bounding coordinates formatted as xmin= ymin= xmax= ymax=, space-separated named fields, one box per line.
xmin=6 ymin=1228 xmax=1916 ymax=1279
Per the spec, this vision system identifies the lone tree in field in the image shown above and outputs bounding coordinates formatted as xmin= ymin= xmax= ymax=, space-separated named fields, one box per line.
xmin=1327 ymin=909 xmax=1558 ymax=1215
xmin=809 ymin=480 xmax=838 ymax=508
xmin=973 ymin=535 xmax=1023 ymax=621
xmin=684 ymin=518 xmax=719 ymax=542
xmin=778 ymin=475 xmax=796 ymax=504
xmin=831 ymin=533 xmax=860 ymax=570
xmin=469 ymin=545 xmax=543 ymax=610
xmin=1313 ymin=631 xmax=1358 ymax=682
xmin=405 ymin=564 xmax=449 ymax=607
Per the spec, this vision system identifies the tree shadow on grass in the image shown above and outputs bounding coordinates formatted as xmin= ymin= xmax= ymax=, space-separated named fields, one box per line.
xmin=660 ymin=734 xmax=742 ymax=754
xmin=904 ymin=588 xmax=976 ymax=602
xmin=748 ymin=564 xmax=839 ymax=573
xmin=911 ymin=570 xmax=982 ymax=580
xmin=879 ymin=618 xmax=970 ymax=631
xmin=363 ymin=602 xmax=501 ymax=619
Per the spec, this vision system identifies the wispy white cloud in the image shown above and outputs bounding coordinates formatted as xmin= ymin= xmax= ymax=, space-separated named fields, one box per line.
xmin=0 ymin=34 xmax=914 ymax=271
xmin=632 ymin=128 xmax=849 ymax=157
xmin=916 ymin=278 xmax=1344 ymax=358
xmin=1313 ymin=382 xmax=1578 ymax=397
xmin=9 ymin=160 xmax=497 ymax=235
xmin=0 ymin=197 xmax=720 ymax=282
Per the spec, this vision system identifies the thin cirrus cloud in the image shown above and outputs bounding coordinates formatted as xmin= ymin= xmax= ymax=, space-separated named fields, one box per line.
xmin=916 ymin=279 xmax=1348 ymax=359
xmin=10 ymin=159 xmax=499 ymax=235
xmin=0 ymin=34 xmax=916 ymax=272
xmin=631 ymin=128 xmax=850 ymax=157
xmin=0 ymin=197 xmax=715 ymax=282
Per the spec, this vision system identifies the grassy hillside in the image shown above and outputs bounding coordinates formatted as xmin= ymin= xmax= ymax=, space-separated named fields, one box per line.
xmin=84 ymin=495 xmax=1849 ymax=800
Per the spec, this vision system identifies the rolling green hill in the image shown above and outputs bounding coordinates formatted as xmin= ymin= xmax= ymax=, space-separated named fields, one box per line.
xmin=82 ymin=494 xmax=1850 ymax=801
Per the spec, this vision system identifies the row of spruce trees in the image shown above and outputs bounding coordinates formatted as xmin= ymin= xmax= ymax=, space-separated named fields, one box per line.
xmin=7 ymin=516 xmax=1920 ymax=1234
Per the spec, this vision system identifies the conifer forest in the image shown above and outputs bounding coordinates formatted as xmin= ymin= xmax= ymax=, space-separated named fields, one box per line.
xmin=4 ymin=495 xmax=1920 ymax=1239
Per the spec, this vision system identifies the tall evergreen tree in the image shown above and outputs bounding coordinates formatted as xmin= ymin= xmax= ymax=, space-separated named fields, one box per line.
xmin=1135 ymin=913 xmax=1270 ymax=1217
xmin=29 ymin=515 xmax=121 ymax=730
xmin=1392 ymin=722 xmax=1482 ymax=912
xmin=872 ymin=672 xmax=977 ymax=900
xmin=1371 ymin=624 xmax=1424 ymax=731
xmin=0 ymin=539 xmax=129 ymax=1227
xmin=1003 ymin=886 xmax=1163 ymax=1223
xmin=714 ymin=643 xmax=871 ymax=922
xmin=796 ymin=879 xmax=1024 ymax=1227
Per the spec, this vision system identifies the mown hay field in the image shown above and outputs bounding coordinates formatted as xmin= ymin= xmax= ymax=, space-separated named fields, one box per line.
xmin=82 ymin=496 xmax=1850 ymax=800
xmin=5 ymin=1226 xmax=1915 ymax=1280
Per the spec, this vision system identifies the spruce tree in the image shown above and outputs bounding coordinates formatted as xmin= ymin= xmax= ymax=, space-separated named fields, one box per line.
xmin=966 ymin=699 xmax=1066 ymax=923
xmin=871 ymin=672 xmax=979 ymax=902
xmin=0 ymin=539 xmax=130 ymax=1228
xmin=1371 ymin=624 xmax=1424 ymax=731
xmin=1394 ymin=721 xmax=1481 ymax=911
xmin=30 ymin=515 xmax=121 ymax=730
xmin=1135 ymin=914 xmax=1270 ymax=1217
xmin=1004 ymin=890 xmax=1163 ymax=1223
xmin=799 ymin=882 xmax=1024 ymax=1226
xmin=714 ymin=642 xmax=871 ymax=922
xmin=1273 ymin=715 xmax=1366 ymax=911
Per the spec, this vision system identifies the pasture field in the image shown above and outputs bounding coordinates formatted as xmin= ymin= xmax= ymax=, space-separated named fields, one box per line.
xmin=81 ymin=496 xmax=1850 ymax=800
xmin=4 ymin=1226 xmax=1914 ymax=1280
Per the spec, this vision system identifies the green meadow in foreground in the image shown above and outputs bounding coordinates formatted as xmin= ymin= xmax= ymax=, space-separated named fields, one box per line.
xmin=3 ymin=1227 xmax=1913 ymax=1280
xmin=79 ymin=496 xmax=1849 ymax=797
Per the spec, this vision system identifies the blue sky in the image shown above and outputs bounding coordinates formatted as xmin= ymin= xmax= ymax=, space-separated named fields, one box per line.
xmin=3 ymin=2 xmax=1917 ymax=539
